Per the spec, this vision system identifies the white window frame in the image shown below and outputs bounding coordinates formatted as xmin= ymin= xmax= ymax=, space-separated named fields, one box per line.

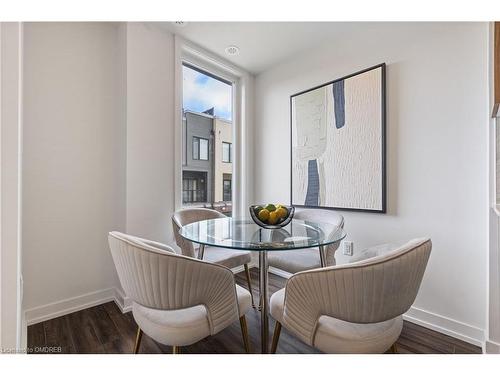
xmin=174 ymin=36 xmax=253 ymax=217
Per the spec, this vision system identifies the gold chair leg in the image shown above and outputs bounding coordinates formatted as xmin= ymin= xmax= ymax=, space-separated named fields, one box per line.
xmin=389 ymin=343 xmax=397 ymax=354
xmin=271 ymin=322 xmax=282 ymax=354
xmin=133 ymin=328 xmax=143 ymax=354
xmin=172 ymin=346 xmax=180 ymax=354
xmin=244 ymin=264 xmax=256 ymax=308
xmin=239 ymin=316 xmax=252 ymax=353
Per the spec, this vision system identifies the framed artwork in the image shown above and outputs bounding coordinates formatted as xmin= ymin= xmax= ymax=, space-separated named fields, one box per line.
xmin=290 ymin=63 xmax=386 ymax=213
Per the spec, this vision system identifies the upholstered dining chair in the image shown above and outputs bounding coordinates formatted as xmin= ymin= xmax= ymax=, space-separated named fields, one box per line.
xmin=268 ymin=209 xmax=345 ymax=274
xmin=172 ymin=208 xmax=255 ymax=307
xmin=108 ymin=231 xmax=252 ymax=354
xmin=269 ymin=238 xmax=432 ymax=354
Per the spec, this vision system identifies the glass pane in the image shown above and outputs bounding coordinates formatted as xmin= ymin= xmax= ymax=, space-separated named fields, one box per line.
xmin=182 ymin=64 xmax=233 ymax=215
xmin=222 ymin=143 xmax=230 ymax=162
xmin=200 ymin=138 xmax=208 ymax=160
xmin=183 ymin=65 xmax=232 ymax=121
xmin=223 ymin=179 xmax=231 ymax=201
xmin=192 ymin=137 xmax=199 ymax=160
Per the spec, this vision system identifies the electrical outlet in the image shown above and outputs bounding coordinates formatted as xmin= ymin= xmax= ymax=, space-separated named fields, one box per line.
xmin=343 ymin=241 xmax=354 ymax=256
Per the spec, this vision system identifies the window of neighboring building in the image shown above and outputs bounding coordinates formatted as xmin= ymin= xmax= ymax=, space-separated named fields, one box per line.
xmin=222 ymin=142 xmax=232 ymax=163
xmin=223 ymin=175 xmax=232 ymax=202
xmin=192 ymin=136 xmax=209 ymax=161
xmin=183 ymin=171 xmax=207 ymax=204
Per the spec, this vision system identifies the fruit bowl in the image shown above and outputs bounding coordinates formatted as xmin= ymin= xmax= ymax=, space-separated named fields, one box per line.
xmin=249 ymin=204 xmax=295 ymax=229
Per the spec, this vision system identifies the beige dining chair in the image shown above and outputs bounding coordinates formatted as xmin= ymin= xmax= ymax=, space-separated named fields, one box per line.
xmin=172 ymin=208 xmax=255 ymax=307
xmin=268 ymin=209 xmax=344 ymax=274
xmin=269 ymin=238 xmax=432 ymax=354
xmin=108 ymin=231 xmax=252 ymax=354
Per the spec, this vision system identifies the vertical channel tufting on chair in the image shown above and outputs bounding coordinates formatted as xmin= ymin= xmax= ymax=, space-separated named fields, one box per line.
xmin=281 ymin=238 xmax=432 ymax=346
xmin=108 ymin=231 xmax=241 ymax=335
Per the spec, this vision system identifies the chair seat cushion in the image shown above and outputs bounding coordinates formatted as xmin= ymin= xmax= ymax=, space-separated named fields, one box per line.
xmin=270 ymin=287 xmax=403 ymax=353
xmin=133 ymin=285 xmax=251 ymax=346
xmin=313 ymin=314 xmax=403 ymax=354
xmin=268 ymin=248 xmax=322 ymax=274
xmin=196 ymin=246 xmax=252 ymax=269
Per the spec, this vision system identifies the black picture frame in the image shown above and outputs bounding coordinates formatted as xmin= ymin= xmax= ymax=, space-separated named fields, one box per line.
xmin=290 ymin=63 xmax=386 ymax=213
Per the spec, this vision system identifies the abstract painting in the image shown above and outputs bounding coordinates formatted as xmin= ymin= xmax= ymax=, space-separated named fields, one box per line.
xmin=291 ymin=64 xmax=386 ymax=212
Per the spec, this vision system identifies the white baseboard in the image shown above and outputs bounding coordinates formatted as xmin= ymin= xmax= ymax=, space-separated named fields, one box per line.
xmin=269 ymin=266 xmax=292 ymax=280
xmin=25 ymin=288 xmax=116 ymax=326
xmin=231 ymin=265 xmax=245 ymax=274
xmin=268 ymin=267 xmax=485 ymax=349
xmin=403 ymin=306 xmax=484 ymax=348
xmin=113 ymin=287 xmax=132 ymax=313
xmin=485 ymin=340 xmax=500 ymax=353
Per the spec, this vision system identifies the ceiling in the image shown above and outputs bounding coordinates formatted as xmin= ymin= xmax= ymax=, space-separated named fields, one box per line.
xmin=159 ymin=22 xmax=459 ymax=75
xmin=160 ymin=22 xmax=366 ymax=75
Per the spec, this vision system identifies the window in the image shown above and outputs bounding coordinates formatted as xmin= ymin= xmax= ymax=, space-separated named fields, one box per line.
xmin=192 ymin=136 xmax=209 ymax=161
xmin=222 ymin=142 xmax=232 ymax=163
xmin=182 ymin=171 xmax=207 ymax=204
xmin=181 ymin=62 xmax=234 ymax=215
xmin=223 ymin=177 xmax=232 ymax=202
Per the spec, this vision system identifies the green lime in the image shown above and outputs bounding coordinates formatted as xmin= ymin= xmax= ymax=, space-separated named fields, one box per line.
xmin=265 ymin=204 xmax=276 ymax=212
xmin=253 ymin=205 xmax=264 ymax=215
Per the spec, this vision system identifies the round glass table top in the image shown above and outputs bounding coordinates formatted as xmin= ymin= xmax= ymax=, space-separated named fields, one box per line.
xmin=179 ymin=217 xmax=346 ymax=251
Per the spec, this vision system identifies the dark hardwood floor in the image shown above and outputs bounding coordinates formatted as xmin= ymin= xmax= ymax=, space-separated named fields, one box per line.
xmin=27 ymin=269 xmax=482 ymax=354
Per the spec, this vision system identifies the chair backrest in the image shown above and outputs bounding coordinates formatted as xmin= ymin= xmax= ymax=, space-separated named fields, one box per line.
xmin=282 ymin=238 xmax=432 ymax=345
xmin=172 ymin=208 xmax=226 ymax=257
xmin=294 ymin=208 xmax=344 ymax=266
xmin=108 ymin=231 xmax=239 ymax=334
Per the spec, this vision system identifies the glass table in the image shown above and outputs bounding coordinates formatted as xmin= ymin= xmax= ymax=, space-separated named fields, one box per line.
xmin=179 ymin=217 xmax=346 ymax=353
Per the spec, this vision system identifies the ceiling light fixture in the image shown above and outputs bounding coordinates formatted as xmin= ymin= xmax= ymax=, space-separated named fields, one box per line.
xmin=225 ymin=45 xmax=240 ymax=56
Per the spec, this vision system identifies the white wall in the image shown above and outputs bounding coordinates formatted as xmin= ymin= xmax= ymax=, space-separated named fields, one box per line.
xmin=254 ymin=23 xmax=489 ymax=344
xmin=21 ymin=22 xmax=178 ymax=322
xmin=1 ymin=22 xmax=24 ymax=350
xmin=22 ymin=23 xmax=125 ymax=318
xmin=125 ymin=23 xmax=175 ymax=245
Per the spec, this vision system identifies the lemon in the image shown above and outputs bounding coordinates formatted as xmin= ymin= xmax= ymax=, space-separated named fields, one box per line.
xmin=268 ymin=211 xmax=279 ymax=225
xmin=265 ymin=204 xmax=276 ymax=212
xmin=276 ymin=207 xmax=288 ymax=219
xmin=258 ymin=209 xmax=270 ymax=222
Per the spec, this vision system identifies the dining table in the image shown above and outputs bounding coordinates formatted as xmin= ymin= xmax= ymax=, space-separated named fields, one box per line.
xmin=179 ymin=217 xmax=346 ymax=353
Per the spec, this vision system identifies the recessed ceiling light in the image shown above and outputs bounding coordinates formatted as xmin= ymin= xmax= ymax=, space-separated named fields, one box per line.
xmin=173 ymin=21 xmax=188 ymax=27
xmin=225 ymin=45 xmax=240 ymax=56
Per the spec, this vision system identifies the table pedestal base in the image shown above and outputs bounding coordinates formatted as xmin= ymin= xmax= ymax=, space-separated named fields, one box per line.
xmin=259 ymin=251 xmax=269 ymax=354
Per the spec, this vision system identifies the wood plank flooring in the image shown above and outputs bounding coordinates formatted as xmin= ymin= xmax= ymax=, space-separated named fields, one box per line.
xmin=27 ymin=269 xmax=482 ymax=354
